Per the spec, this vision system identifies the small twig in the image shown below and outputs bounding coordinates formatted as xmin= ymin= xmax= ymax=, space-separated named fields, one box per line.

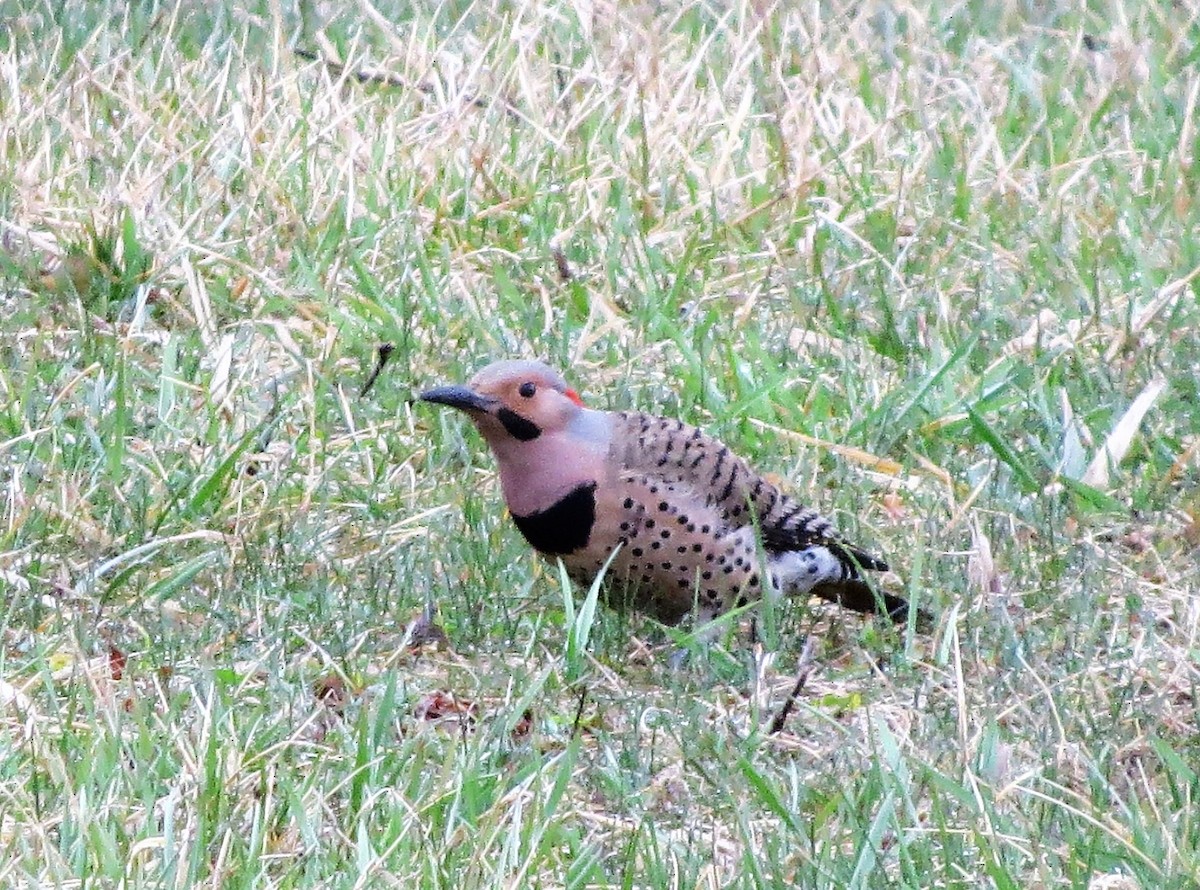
xmin=767 ymin=637 xmax=817 ymax=734
xmin=247 ymin=378 xmax=284 ymax=476
xmin=294 ymin=47 xmax=409 ymax=89
xmin=359 ymin=342 xmax=394 ymax=398
xmin=293 ymin=48 xmax=523 ymax=119
xmin=570 ymin=685 xmax=588 ymax=739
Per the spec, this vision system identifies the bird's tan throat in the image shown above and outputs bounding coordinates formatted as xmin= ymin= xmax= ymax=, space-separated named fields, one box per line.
xmin=511 ymin=481 xmax=598 ymax=555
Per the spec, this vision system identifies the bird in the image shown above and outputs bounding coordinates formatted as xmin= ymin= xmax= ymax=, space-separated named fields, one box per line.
xmin=420 ymin=360 xmax=913 ymax=629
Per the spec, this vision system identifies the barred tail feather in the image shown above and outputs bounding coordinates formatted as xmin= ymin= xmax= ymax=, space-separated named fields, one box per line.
xmin=809 ymin=580 xmax=911 ymax=623
xmin=832 ymin=542 xmax=890 ymax=573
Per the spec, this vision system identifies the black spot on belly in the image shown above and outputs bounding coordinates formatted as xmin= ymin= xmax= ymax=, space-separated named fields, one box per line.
xmin=497 ymin=408 xmax=541 ymax=441
xmin=511 ymin=482 xmax=597 ymax=555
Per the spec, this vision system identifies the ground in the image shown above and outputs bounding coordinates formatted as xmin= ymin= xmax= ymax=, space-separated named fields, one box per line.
xmin=0 ymin=1 xmax=1197 ymax=887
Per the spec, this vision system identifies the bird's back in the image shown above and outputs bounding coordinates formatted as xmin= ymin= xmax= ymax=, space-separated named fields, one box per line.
xmin=608 ymin=411 xmax=879 ymax=560
xmin=569 ymin=410 xmax=903 ymax=622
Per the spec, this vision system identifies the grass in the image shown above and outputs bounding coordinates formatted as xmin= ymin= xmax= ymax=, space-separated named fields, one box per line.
xmin=1 ymin=0 xmax=1197 ymax=886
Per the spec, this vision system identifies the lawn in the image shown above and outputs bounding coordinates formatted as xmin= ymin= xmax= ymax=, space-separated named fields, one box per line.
xmin=1 ymin=1 xmax=1197 ymax=887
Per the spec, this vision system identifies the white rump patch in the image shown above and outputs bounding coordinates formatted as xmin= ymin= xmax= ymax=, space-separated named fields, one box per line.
xmin=768 ymin=547 xmax=845 ymax=595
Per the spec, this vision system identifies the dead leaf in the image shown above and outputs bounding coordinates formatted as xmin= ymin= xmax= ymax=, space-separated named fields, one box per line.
xmin=108 ymin=645 xmax=127 ymax=681
xmin=511 ymin=708 xmax=534 ymax=742
xmin=313 ymin=675 xmax=350 ymax=716
xmin=1081 ymin=377 xmax=1167 ymax=488
xmin=1181 ymin=511 xmax=1200 ymax=549
xmin=414 ymin=691 xmax=477 ymax=728
xmin=880 ymin=491 xmax=907 ymax=522
xmin=968 ymin=520 xmax=1002 ymax=596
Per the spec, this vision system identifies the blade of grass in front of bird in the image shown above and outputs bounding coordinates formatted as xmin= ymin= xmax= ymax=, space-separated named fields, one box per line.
xmin=966 ymin=404 xmax=1040 ymax=493
xmin=562 ymin=544 xmax=619 ymax=684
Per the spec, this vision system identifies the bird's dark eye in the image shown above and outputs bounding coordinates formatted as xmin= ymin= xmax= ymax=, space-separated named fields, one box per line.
xmin=518 ymin=382 xmax=537 ymax=398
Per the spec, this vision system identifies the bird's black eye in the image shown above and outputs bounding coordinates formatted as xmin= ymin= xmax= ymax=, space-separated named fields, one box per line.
xmin=518 ymin=382 xmax=537 ymax=398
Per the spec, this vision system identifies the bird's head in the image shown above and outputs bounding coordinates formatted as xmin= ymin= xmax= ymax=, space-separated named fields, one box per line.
xmin=420 ymin=359 xmax=587 ymax=446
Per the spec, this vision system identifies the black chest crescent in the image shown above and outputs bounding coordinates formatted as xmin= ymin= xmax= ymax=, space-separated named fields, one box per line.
xmin=511 ymin=481 xmax=597 ymax=555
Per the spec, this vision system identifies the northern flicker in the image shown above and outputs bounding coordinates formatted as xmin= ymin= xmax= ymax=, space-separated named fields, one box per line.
xmin=421 ymin=360 xmax=912 ymax=627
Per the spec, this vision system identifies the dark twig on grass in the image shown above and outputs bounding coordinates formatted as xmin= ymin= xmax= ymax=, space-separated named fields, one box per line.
xmin=570 ymin=685 xmax=588 ymax=739
xmin=246 ymin=378 xmax=283 ymax=476
xmin=294 ymin=48 xmax=522 ymax=119
xmin=360 ymin=342 xmax=394 ymax=398
xmin=294 ymin=47 xmax=410 ymax=89
xmin=767 ymin=637 xmax=817 ymax=734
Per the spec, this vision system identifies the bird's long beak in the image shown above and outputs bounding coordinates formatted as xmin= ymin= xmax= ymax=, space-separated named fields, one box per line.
xmin=419 ymin=384 xmax=497 ymax=414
